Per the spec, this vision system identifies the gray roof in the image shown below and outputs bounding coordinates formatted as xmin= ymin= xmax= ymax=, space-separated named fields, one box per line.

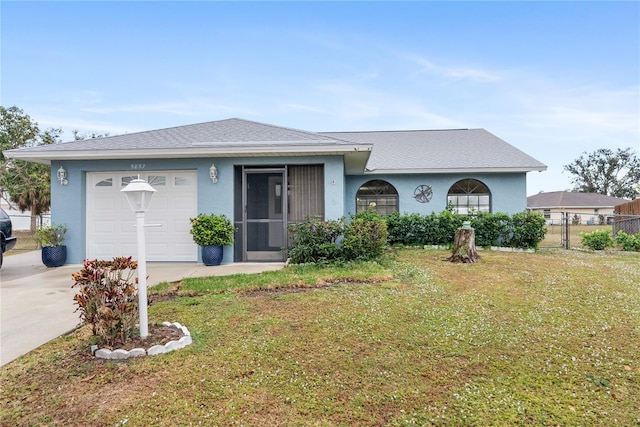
xmin=3 ymin=118 xmax=546 ymax=174
xmin=6 ymin=118 xmax=364 ymax=153
xmin=321 ymin=129 xmax=546 ymax=173
xmin=527 ymin=191 xmax=629 ymax=208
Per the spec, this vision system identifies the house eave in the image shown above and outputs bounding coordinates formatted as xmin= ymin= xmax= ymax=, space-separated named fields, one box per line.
xmin=3 ymin=144 xmax=373 ymax=165
xmin=364 ymin=166 xmax=548 ymax=174
xmin=528 ymin=205 xmax=620 ymax=210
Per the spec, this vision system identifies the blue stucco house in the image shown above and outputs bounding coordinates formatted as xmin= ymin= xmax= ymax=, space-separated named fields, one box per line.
xmin=4 ymin=118 xmax=546 ymax=264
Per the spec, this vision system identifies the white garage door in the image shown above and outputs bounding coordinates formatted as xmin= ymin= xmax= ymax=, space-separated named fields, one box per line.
xmin=86 ymin=171 xmax=198 ymax=262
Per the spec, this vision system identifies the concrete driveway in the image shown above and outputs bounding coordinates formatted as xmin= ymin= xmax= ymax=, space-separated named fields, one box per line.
xmin=0 ymin=250 xmax=283 ymax=367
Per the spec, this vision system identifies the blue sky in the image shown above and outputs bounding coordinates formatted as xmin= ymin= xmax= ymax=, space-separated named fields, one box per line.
xmin=2 ymin=1 xmax=638 ymax=196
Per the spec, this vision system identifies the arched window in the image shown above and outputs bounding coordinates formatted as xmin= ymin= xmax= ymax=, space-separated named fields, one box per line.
xmin=447 ymin=179 xmax=491 ymax=214
xmin=356 ymin=180 xmax=398 ymax=215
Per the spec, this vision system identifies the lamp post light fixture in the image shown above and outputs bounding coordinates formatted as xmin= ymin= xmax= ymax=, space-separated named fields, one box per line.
xmin=57 ymin=166 xmax=68 ymax=185
xmin=121 ymin=177 xmax=157 ymax=338
xmin=209 ymin=164 xmax=218 ymax=184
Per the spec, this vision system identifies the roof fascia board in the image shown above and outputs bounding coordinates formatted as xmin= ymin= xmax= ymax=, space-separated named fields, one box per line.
xmin=529 ymin=205 xmax=623 ymax=209
xmin=4 ymin=144 xmax=373 ymax=164
xmin=365 ymin=166 xmax=548 ymax=174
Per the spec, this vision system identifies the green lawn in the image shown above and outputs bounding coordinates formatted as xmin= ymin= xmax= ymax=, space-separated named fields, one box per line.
xmin=1 ymin=249 xmax=639 ymax=426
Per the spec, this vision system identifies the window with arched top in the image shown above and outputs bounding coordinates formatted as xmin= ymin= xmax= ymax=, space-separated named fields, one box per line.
xmin=447 ymin=179 xmax=491 ymax=214
xmin=356 ymin=180 xmax=399 ymax=215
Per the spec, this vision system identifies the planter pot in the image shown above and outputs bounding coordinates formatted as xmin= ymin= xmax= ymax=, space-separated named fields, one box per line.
xmin=201 ymin=245 xmax=224 ymax=266
xmin=42 ymin=245 xmax=67 ymax=267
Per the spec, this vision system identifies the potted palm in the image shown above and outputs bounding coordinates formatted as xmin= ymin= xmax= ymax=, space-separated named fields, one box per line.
xmin=189 ymin=213 xmax=235 ymax=266
xmin=34 ymin=223 xmax=68 ymax=267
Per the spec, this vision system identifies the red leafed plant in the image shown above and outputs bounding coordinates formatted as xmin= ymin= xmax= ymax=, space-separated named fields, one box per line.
xmin=72 ymin=257 xmax=140 ymax=347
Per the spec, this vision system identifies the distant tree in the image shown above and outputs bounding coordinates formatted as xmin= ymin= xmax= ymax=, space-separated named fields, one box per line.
xmin=0 ymin=106 xmax=61 ymax=231
xmin=563 ymin=148 xmax=640 ymax=199
xmin=72 ymin=129 xmax=110 ymax=140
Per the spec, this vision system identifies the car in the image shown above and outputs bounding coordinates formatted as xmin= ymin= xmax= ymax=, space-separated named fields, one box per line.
xmin=1 ymin=208 xmax=18 ymax=269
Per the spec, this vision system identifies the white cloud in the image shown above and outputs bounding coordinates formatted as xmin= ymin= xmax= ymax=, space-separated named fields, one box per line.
xmin=400 ymin=53 xmax=503 ymax=83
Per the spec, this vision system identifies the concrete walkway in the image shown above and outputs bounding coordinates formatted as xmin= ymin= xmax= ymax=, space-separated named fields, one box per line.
xmin=0 ymin=250 xmax=283 ymax=367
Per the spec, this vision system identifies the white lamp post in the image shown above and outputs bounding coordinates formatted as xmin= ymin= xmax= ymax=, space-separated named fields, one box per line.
xmin=121 ymin=177 xmax=156 ymax=338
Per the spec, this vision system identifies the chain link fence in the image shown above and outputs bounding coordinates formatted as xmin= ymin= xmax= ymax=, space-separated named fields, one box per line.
xmin=540 ymin=210 xmax=640 ymax=249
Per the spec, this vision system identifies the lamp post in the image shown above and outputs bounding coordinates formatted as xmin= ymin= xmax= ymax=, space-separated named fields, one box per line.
xmin=121 ymin=177 xmax=156 ymax=338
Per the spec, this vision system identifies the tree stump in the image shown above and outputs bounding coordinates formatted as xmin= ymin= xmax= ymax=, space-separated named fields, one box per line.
xmin=447 ymin=227 xmax=481 ymax=263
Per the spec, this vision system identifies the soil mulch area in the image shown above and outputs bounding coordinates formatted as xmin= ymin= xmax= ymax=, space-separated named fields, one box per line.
xmin=100 ymin=324 xmax=184 ymax=352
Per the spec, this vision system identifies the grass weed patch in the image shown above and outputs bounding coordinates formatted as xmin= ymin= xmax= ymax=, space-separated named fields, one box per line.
xmin=1 ymin=250 xmax=639 ymax=426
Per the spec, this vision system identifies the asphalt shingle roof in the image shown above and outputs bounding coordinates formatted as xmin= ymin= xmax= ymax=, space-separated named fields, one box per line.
xmin=17 ymin=118 xmax=355 ymax=152
xmin=321 ymin=129 xmax=546 ymax=172
xmin=4 ymin=118 xmax=546 ymax=173
xmin=527 ymin=191 xmax=629 ymax=208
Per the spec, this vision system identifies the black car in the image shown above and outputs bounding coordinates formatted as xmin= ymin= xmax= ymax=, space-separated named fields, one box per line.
xmin=1 ymin=208 xmax=17 ymax=268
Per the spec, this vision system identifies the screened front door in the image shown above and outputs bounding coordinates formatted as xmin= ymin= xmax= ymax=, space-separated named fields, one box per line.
xmin=244 ymin=169 xmax=286 ymax=261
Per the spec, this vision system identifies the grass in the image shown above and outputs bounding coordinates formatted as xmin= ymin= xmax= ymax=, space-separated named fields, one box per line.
xmin=5 ymin=230 xmax=39 ymax=253
xmin=1 ymin=248 xmax=639 ymax=426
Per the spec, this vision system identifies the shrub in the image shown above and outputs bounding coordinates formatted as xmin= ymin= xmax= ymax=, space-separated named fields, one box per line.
xmin=616 ymin=230 xmax=640 ymax=252
xmin=343 ymin=211 xmax=388 ymax=260
xmin=572 ymin=214 xmax=581 ymax=225
xmin=72 ymin=257 xmax=139 ymax=347
xmin=287 ymin=217 xmax=344 ymax=264
xmin=189 ymin=213 xmax=235 ymax=246
xmin=287 ymin=211 xmax=389 ymax=264
xmin=509 ymin=211 xmax=547 ymax=249
xmin=34 ymin=223 xmax=67 ymax=247
xmin=580 ymin=229 xmax=614 ymax=251
xmin=470 ymin=212 xmax=511 ymax=247
xmin=384 ymin=210 xmax=546 ymax=249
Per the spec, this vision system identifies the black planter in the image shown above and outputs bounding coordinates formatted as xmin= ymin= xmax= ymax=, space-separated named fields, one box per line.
xmin=41 ymin=245 xmax=67 ymax=267
xmin=201 ymin=245 xmax=224 ymax=266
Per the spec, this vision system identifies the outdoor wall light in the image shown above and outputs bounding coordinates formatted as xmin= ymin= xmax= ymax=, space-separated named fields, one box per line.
xmin=121 ymin=177 xmax=157 ymax=213
xmin=209 ymin=164 xmax=218 ymax=184
xmin=57 ymin=166 xmax=68 ymax=186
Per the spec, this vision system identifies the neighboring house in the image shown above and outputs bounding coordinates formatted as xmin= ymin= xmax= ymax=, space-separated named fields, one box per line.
xmin=527 ymin=191 xmax=629 ymax=225
xmin=3 ymin=118 xmax=546 ymax=264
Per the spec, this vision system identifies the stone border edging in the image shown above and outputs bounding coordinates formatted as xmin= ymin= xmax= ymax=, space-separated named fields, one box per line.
xmin=422 ymin=245 xmax=535 ymax=253
xmin=93 ymin=322 xmax=192 ymax=360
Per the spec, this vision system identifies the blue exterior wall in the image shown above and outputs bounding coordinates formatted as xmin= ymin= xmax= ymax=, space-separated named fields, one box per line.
xmin=51 ymin=155 xmax=528 ymax=264
xmin=51 ymin=156 xmax=345 ymax=264
xmin=344 ymin=172 xmax=528 ymax=216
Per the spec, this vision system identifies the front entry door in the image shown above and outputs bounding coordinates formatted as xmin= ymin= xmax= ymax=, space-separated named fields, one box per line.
xmin=244 ymin=169 xmax=286 ymax=261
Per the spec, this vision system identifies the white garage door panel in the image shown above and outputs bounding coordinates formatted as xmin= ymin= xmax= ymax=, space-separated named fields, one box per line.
xmin=87 ymin=171 xmax=198 ymax=262
xmin=93 ymin=244 xmax=117 ymax=260
xmin=120 ymin=243 xmax=138 ymax=258
xmin=94 ymin=221 xmax=116 ymax=233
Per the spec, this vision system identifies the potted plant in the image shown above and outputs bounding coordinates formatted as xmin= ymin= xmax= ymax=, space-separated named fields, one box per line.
xmin=34 ymin=223 xmax=68 ymax=267
xmin=189 ymin=213 xmax=235 ymax=266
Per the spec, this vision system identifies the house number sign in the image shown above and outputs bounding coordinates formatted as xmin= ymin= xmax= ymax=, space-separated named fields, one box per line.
xmin=131 ymin=164 xmax=146 ymax=170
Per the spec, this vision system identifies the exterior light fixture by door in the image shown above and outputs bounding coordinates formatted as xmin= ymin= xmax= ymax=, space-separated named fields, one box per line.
xmin=121 ymin=177 xmax=157 ymax=338
xmin=57 ymin=166 xmax=68 ymax=186
xmin=209 ymin=164 xmax=218 ymax=184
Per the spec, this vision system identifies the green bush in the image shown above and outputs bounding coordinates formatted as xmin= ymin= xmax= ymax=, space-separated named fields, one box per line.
xmin=470 ymin=212 xmax=511 ymax=247
xmin=385 ymin=210 xmax=460 ymax=246
xmin=189 ymin=213 xmax=235 ymax=247
xmin=616 ymin=230 xmax=640 ymax=251
xmin=509 ymin=211 xmax=547 ymax=249
xmin=580 ymin=229 xmax=614 ymax=251
xmin=343 ymin=211 xmax=388 ymax=261
xmin=34 ymin=223 xmax=68 ymax=247
xmin=384 ymin=211 xmax=546 ymax=249
xmin=287 ymin=217 xmax=344 ymax=264
xmin=72 ymin=257 xmax=139 ymax=347
xmin=287 ymin=211 xmax=388 ymax=264
xmin=288 ymin=210 xmax=548 ymax=263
